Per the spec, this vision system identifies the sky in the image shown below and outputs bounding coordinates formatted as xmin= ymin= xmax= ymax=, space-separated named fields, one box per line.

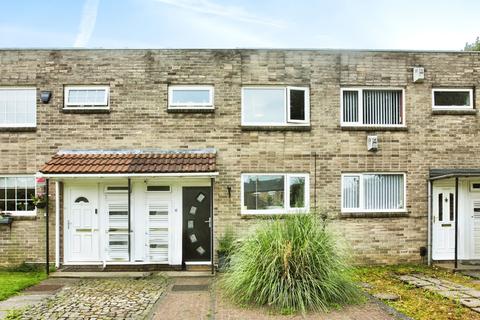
xmin=0 ymin=0 xmax=478 ymax=50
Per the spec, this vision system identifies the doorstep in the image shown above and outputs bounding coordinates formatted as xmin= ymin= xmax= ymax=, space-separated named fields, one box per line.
xmin=49 ymin=271 xmax=152 ymax=278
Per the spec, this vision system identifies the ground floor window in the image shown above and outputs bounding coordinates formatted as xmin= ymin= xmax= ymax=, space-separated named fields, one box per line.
xmin=342 ymin=173 xmax=405 ymax=213
xmin=0 ymin=176 xmax=36 ymax=215
xmin=241 ymin=173 xmax=309 ymax=214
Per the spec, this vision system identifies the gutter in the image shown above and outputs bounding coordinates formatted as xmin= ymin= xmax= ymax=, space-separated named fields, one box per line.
xmin=37 ymin=172 xmax=219 ymax=179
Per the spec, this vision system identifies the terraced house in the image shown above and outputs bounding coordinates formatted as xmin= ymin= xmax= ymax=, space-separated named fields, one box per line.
xmin=1 ymin=48 xmax=480 ymax=270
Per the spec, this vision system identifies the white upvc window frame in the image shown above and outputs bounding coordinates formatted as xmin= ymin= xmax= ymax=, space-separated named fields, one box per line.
xmin=340 ymin=87 xmax=406 ymax=128
xmin=0 ymin=87 xmax=37 ymax=128
xmin=241 ymin=86 xmax=310 ymax=126
xmin=64 ymin=85 xmax=110 ymax=109
xmin=168 ymin=85 xmax=214 ymax=109
xmin=0 ymin=175 xmax=37 ymax=217
xmin=241 ymin=173 xmax=310 ymax=215
xmin=341 ymin=172 xmax=407 ymax=213
xmin=432 ymin=88 xmax=474 ymax=110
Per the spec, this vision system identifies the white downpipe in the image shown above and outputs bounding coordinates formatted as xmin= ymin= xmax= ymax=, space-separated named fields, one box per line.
xmin=55 ymin=181 xmax=60 ymax=268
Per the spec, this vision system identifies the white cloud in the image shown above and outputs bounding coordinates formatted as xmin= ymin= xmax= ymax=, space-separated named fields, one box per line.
xmin=74 ymin=0 xmax=100 ymax=47
xmin=153 ymin=0 xmax=285 ymax=28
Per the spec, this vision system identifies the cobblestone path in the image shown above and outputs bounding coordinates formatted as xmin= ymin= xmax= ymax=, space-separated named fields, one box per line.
xmin=18 ymin=275 xmax=167 ymax=320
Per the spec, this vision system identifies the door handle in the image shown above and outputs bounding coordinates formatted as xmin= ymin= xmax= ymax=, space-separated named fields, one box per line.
xmin=204 ymin=217 xmax=212 ymax=228
xmin=67 ymin=220 xmax=71 ymax=229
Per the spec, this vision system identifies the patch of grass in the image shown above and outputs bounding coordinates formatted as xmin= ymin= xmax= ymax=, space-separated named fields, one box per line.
xmin=352 ymin=264 xmax=480 ymax=320
xmin=0 ymin=271 xmax=46 ymax=301
xmin=4 ymin=308 xmax=24 ymax=320
xmin=221 ymin=213 xmax=362 ymax=313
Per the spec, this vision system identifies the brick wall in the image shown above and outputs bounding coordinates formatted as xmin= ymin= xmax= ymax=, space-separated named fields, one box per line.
xmin=1 ymin=49 xmax=480 ymax=265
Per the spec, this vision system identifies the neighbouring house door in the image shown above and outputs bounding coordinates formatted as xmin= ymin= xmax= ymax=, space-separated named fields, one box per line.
xmin=432 ymin=187 xmax=455 ymax=260
xmin=471 ymin=200 xmax=480 ymax=259
xmin=182 ymin=187 xmax=211 ymax=263
xmin=68 ymin=189 xmax=100 ymax=262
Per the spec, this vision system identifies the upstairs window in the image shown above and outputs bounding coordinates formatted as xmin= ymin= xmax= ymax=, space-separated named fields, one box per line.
xmin=342 ymin=173 xmax=405 ymax=213
xmin=0 ymin=88 xmax=36 ymax=127
xmin=242 ymin=87 xmax=309 ymax=126
xmin=432 ymin=88 xmax=473 ymax=110
xmin=341 ymin=88 xmax=404 ymax=126
xmin=168 ymin=85 xmax=214 ymax=109
xmin=64 ymin=86 xmax=110 ymax=109
xmin=0 ymin=176 xmax=36 ymax=216
xmin=241 ymin=173 xmax=309 ymax=214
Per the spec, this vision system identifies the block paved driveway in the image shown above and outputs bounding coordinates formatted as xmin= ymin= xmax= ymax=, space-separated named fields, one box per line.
xmin=152 ymin=276 xmax=399 ymax=320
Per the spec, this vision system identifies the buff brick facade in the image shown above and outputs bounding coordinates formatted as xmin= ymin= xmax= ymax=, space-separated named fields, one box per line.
xmin=1 ymin=49 xmax=480 ymax=267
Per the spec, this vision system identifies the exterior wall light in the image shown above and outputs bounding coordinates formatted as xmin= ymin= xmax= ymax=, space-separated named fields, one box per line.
xmin=40 ymin=91 xmax=52 ymax=104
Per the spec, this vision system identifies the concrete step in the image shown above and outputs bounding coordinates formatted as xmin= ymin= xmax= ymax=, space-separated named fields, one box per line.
xmin=50 ymin=271 xmax=152 ymax=278
xmin=163 ymin=271 xmax=214 ymax=278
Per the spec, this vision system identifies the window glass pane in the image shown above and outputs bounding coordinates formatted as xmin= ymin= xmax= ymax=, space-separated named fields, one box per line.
xmin=243 ymin=88 xmax=285 ymax=124
xmin=289 ymin=176 xmax=305 ymax=208
xmin=363 ymin=90 xmax=402 ymax=125
xmin=343 ymin=176 xmax=360 ymax=209
xmin=6 ymin=178 xmax=15 ymax=199
xmin=363 ymin=174 xmax=404 ymax=210
xmin=434 ymin=91 xmax=470 ymax=107
xmin=289 ymin=89 xmax=306 ymax=121
xmin=67 ymin=88 xmax=107 ymax=106
xmin=243 ymin=175 xmax=285 ymax=210
xmin=343 ymin=90 xmax=359 ymax=123
xmin=0 ymin=89 xmax=36 ymax=126
xmin=0 ymin=177 xmax=35 ymax=213
xmin=171 ymin=89 xmax=211 ymax=105
xmin=147 ymin=186 xmax=171 ymax=192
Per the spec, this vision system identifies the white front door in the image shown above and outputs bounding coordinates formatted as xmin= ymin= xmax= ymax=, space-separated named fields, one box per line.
xmin=67 ymin=187 xmax=100 ymax=262
xmin=432 ymin=187 xmax=455 ymax=260
xmin=471 ymin=200 xmax=480 ymax=259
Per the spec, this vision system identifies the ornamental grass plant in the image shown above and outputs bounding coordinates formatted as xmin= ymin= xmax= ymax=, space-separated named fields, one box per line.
xmin=221 ymin=213 xmax=361 ymax=313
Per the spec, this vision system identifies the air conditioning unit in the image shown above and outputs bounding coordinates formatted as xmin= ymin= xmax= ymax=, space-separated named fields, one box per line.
xmin=367 ymin=135 xmax=378 ymax=151
xmin=413 ymin=67 xmax=425 ymax=83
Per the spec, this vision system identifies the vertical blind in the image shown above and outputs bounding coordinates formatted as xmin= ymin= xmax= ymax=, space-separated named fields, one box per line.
xmin=342 ymin=175 xmax=360 ymax=209
xmin=363 ymin=174 xmax=404 ymax=210
xmin=342 ymin=91 xmax=359 ymax=123
xmin=343 ymin=174 xmax=404 ymax=211
xmin=342 ymin=89 xmax=403 ymax=125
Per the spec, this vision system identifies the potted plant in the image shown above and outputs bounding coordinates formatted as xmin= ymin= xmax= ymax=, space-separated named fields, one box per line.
xmin=31 ymin=193 xmax=47 ymax=209
xmin=0 ymin=211 xmax=13 ymax=225
xmin=217 ymin=227 xmax=236 ymax=272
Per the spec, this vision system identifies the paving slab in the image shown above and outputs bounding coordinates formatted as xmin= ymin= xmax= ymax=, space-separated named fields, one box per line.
xmin=399 ymin=273 xmax=480 ymax=313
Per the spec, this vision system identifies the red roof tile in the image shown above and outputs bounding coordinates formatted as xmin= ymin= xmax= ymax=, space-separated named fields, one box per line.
xmin=40 ymin=151 xmax=216 ymax=174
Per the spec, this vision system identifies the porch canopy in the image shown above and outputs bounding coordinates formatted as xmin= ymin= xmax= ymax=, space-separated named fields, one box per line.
xmin=428 ymin=168 xmax=480 ymax=270
xmin=430 ymin=169 xmax=480 ymax=181
xmin=39 ymin=148 xmax=217 ymax=177
xmin=38 ymin=149 xmax=217 ymax=274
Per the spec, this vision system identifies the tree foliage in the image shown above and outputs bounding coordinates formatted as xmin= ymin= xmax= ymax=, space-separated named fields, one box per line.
xmin=464 ymin=37 xmax=480 ymax=51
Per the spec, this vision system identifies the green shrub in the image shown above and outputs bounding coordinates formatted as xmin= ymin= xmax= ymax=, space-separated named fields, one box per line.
xmin=217 ymin=227 xmax=236 ymax=255
xmin=221 ymin=213 xmax=361 ymax=313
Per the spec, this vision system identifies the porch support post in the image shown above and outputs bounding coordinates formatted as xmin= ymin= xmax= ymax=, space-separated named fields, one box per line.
xmin=210 ymin=177 xmax=214 ymax=275
xmin=55 ymin=181 xmax=60 ymax=268
xmin=45 ymin=178 xmax=50 ymax=275
xmin=127 ymin=178 xmax=132 ymax=262
xmin=455 ymin=177 xmax=459 ymax=270
xmin=427 ymin=179 xmax=432 ymax=266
